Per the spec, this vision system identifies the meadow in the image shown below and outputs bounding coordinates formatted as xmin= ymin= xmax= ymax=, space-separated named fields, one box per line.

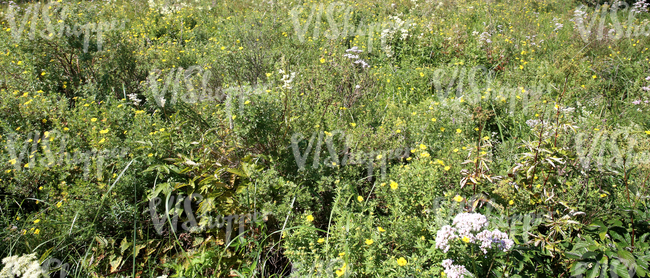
xmin=1 ymin=0 xmax=650 ymax=277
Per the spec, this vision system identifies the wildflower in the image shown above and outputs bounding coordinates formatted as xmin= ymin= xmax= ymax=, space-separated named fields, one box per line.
xmin=461 ymin=236 xmax=470 ymax=243
xmin=0 ymin=253 xmax=46 ymax=278
xmin=306 ymin=215 xmax=314 ymax=222
xmin=91 ymin=118 xmax=97 ymax=122
xmin=444 ymin=166 xmax=451 ymax=171
xmin=419 ymin=144 xmax=426 ymax=150
xmin=441 ymin=259 xmax=469 ymax=278
xmin=508 ymin=200 xmax=514 ymax=205
xmin=100 ymin=129 xmax=109 ymax=134
xmin=318 ymin=238 xmax=325 ymax=243
xmin=357 ymin=196 xmax=364 ymax=202
xmin=420 ymin=152 xmax=430 ymax=158
xmin=397 ymin=257 xmax=407 ymax=266
xmin=456 ymin=129 xmax=461 ymax=133
xmin=453 ymin=195 xmax=463 ymax=202
xmin=645 ymin=131 xmax=650 ymax=135
xmin=390 ymin=180 xmax=398 ymax=190
xmin=350 ymin=123 xmax=356 ymax=127
xmin=365 ymin=239 xmax=374 ymax=245
xmin=378 ymin=227 xmax=386 ymax=232
xmin=435 ymin=225 xmax=457 ymax=253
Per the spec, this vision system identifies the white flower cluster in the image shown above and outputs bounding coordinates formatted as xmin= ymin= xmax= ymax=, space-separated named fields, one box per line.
xmin=0 ymin=253 xmax=46 ymax=278
xmin=441 ymin=259 xmax=469 ymax=278
xmin=435 ymin=225 xmax=458 ymax=253
xmin=632 ymin=0 xmax=650 ymax=14
xmin=379 ymin=15 xmax=416 ymax=57
xmin=453 ymin=212 xmax=488 ymax=236
xmin=552 ymin=17 xmax=563 ymax=32
xmin=435 ymin=212 xmax=514 ymax=254
xmin=279 ymin=69 xmax=297 ymax=90
xmin=478 ymin=32 xmax=492 ymax=44
xmin=475 ymin=229 xmax=514 ymax=254
xmin=569 ymin=8 xmax=590 ymax=36
xmin=147 ymin=0 xmax=188 ymax=15
xmin=344 ymin=47 xmax=369 ymax=68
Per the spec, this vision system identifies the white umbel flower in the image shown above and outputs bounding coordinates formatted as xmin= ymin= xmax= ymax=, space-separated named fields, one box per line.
xmin=0 ymin=253 xmax=46 ymax=278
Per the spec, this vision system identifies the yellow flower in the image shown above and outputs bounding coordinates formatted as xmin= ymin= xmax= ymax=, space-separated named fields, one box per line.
xmin=509 ymin=200 xmax=514 ymax=205
xmin=390 ymin=181 xmax=398 ymax=190
xmin=645 ymin=131 xmax=650 ymax=135
xmin=320 ymin=58 xmax=326 ymax=63
xmin=600 ymin=193 xmax=607 ymax=198
xmin=378 ymin=227 xmax=386 ymax=232
xmin=9 ymin=159 xmax=16 ymax=165
xmin=33 ymin=219 xmax=40 ymax=224
xmin=318 ymin=238 xmax=325 ymax=243
xmin=98 ymin=138 xmax=105 ymax=144
xmin=350 ymin=123 xmax=356 ymax=127
xmin=396 ymin=129 xmax=401 ymax=133
xmin=91 ymin=118 xmax=97 ymax=122
xmin=148 ymin=153 xmax=153 ymax=157
xmin=440 ymin=127 xmax=445 ymax=132
xmin=431 ymin=118 xmax=436 ymax=122
xmin=339 ymin=252 xmax=345 ymax=257
xmin=419 ymin=144 xmax=426 ymax=150
xmin=453 ymin=195 xmax=463 ymax=202
xmin=453 ymin=148 xmax=458 ymax=152
xmin=307 ymin=215 xmax=314 ymax=222
xmin=34 ymin=229 xmax=40 ymax=235
xmin=380 ymin=183 xmax=386 ymax=187
xmin=397 ymin=257 xmax=407 ymax=266
xmin=462 ymin=236 xmax=470 ymax=243
xmin=376 ymin=154 xmax=382 ymax=160
xmin=357 ymin=196 xmax=363 ymax=202
xmin=99 ymin=129 xmax=109 ymax=134
xmin=365 ymin=239 xmax=374 ymax=245
xmin=421 ymin=152 xmax=430 ymax=158
xmin=56 ymin=202 xmax=62 ymax=208
xmin=456 ymin=129 xmax=462 ymax=133
xmin=444 ymin=166 xmax=450 ymax=171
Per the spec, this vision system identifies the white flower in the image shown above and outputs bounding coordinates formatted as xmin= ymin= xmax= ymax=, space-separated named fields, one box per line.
xmin=441 ymin=259 xmax=469 ymax=278
xmin=435 ymin=225 xmax=457 ymax=253
xmin=452 ymin=212 xmax=488 ymax=235
xmin=0 ymin=253 xmax=46 ymax=278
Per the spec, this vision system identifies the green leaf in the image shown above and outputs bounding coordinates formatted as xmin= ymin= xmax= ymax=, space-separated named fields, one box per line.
xmin=120 ymin=237 xmax=130 ymax=255
xmin=618 ymin=250 xmax=635 ymax=267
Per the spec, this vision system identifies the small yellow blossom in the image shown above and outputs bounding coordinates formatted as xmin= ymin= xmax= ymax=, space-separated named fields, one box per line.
xmin=357 ymin=196 xmax=363 ymax=202
xmin=419 ymin=144 xmax=426 ymax=150
xmin=307 ymin=215 xmax=314 ymax=222
xmin=397 ymin=257 xmax=407 ymax=266
xmin=390 ymin=180 xmax=398 ymax=190
xmin=462 ymin=236 xmax=470 ymax=243
xmin=91 ymin=118 xmax=97 ymax=122
xmin=318 ymin=238 xmax=325 ymax=243
xmin=453 ymin=195 xmax=463 ymax=202
xmin=365 ymin=239 xmax=374 ymax=245
xmin=378 ymin=227 xmax=386 ymax=232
